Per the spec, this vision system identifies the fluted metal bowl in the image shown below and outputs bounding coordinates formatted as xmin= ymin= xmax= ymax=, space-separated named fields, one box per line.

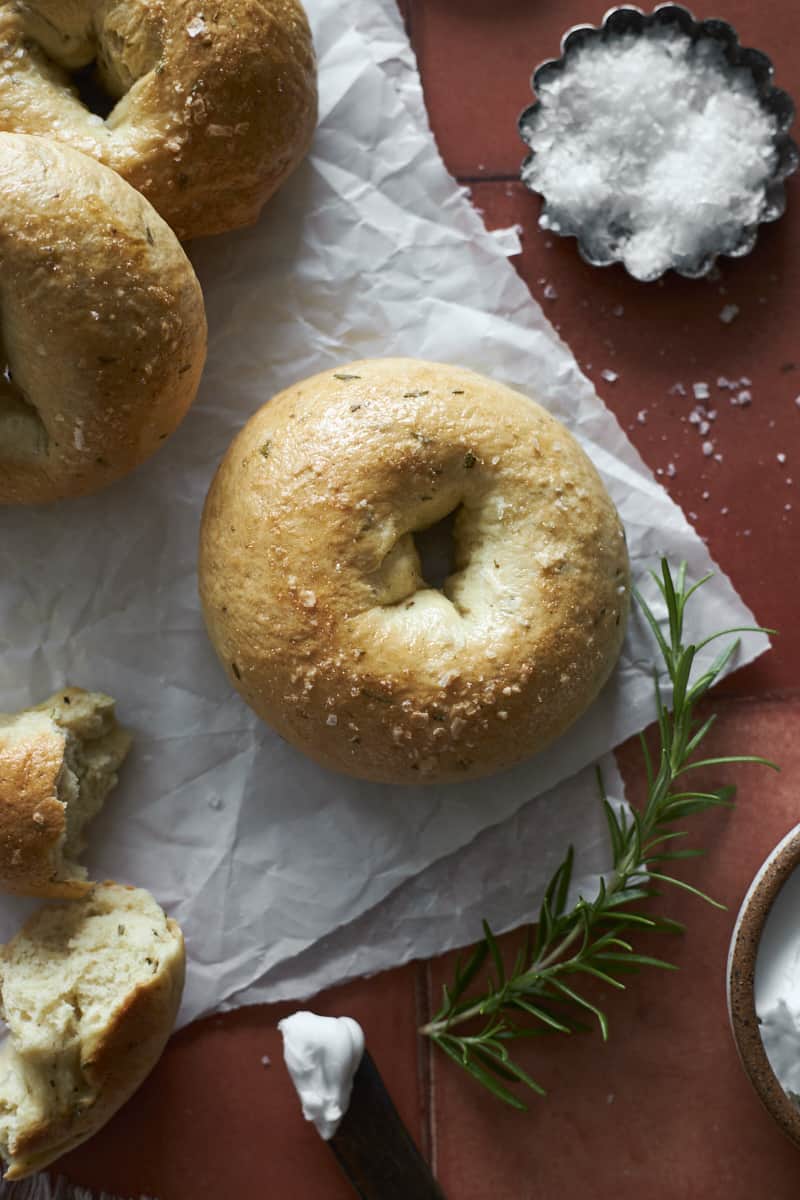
xmin=518 ymin=4 xmax=799 ymax=280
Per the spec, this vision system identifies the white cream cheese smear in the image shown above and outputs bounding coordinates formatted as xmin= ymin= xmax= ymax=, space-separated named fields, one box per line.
xmin=278 ymin=1011 xmax=365 ymax=1139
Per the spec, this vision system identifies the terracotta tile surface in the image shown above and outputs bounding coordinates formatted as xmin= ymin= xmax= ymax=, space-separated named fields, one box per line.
xmin=26 ymin=2 xmax=800 ymax=1198
xmin=409 ymin=0 xmax=800 ymax=179
xmin=429 ymin=701 xmax=800 ymax=1199
xmin=59 ymin=967 xmax=427 ymax=1200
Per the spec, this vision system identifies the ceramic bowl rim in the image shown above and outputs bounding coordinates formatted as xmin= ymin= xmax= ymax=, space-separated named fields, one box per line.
xmin=727 ymin=821 xmax=800 ymax=1147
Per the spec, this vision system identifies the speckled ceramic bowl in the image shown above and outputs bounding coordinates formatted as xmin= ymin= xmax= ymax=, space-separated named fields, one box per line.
xmin=727 ymin=823 xmax=800 ymax=1148
xmin=518 ymin=3 xmax=799 ymax=280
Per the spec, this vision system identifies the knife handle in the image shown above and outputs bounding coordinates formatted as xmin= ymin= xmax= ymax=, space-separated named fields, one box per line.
xmin=329 ymin=1052 xmax=447 ymax=1200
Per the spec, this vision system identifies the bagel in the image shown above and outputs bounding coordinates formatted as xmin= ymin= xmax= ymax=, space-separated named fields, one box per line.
xmin=199 ymin=359 xmax=630 ymax=784
xmin=0 ymin=688 xmax=131 ymax=897
xmin=0 ymin=132 xmax=207 ymax=505
xmin=0 ymin=0 xmax=318 ymax=240
xmin=0 ymin=883 xmax=185 ymax=1180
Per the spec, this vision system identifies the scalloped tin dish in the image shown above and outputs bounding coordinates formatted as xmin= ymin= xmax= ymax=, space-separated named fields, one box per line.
xmin=518 ymin=4 xmax=798 ymax=281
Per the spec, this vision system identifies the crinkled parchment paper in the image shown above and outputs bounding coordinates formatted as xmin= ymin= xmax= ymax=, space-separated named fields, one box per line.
xmin=0 ymin=0 xmax=767 ymax=1023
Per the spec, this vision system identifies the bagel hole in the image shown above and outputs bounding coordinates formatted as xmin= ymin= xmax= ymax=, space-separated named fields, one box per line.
xmin=0 ymin=365 xmax=48 ymax=457
xmin=70 ymin=61 xmax=117 ymax=119
xmin=413 ymin=507 xmax=460 ymax=592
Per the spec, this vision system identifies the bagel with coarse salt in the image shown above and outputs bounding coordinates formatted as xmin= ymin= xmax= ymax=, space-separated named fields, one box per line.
xmin=0 ymin=0 xmax=318 ymax=240
xmin=0 ymin=133 xmax=206 ymax=505
xmin=199 ymin=359 xmax=630 ymax=784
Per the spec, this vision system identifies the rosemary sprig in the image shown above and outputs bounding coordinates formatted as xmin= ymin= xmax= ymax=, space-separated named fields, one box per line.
xmin=420 ymin=559 xmax=776 ymax=1109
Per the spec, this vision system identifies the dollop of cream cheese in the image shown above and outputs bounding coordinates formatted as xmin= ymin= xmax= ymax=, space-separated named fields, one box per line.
xmin=278 ymin=1011 xmax=365 ymax=1140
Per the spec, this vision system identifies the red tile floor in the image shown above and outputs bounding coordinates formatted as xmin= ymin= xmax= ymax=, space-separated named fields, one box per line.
xmin=61 ymin=2 xmax=800 ymax=1197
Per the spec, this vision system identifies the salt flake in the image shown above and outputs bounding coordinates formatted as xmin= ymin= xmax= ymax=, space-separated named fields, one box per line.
xmin=719 ymin=304 xmax=740 ymax=324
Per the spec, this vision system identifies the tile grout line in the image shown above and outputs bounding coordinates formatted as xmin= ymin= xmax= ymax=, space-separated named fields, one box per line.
xmin=457 ymin=172 xmax=522 ymax=185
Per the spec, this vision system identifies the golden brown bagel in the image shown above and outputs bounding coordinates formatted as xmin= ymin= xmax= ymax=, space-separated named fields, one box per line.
xmin=199 ymin=359 xmax=630 ymax=784
xmin=0 ymin=132 xmax=207 ymax=505
xmin=0 ymin=883 xmax=185 ymax=1180
xmin=0 ymin=0 xmax=318 ymax=240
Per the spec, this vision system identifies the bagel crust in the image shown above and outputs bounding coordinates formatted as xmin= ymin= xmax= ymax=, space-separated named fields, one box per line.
xmin=0 ymin=132 xmax=207 ymax=505
xmin=0 ymin=883 xmax=185 ymax=1180
xmin=0 ymin=688 xmax=131 ymax=897
xmin=0 ymin=0 xmax=318 ymax=240
xmin=199 ymin=359 xmax=631 ymax=784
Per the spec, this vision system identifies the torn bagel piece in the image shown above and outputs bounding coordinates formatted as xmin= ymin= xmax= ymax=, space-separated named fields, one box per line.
xmin=0 ymin=689 xmax=131 ymax=897
xmin=0 ymin=882 xmax=185 ymax=1180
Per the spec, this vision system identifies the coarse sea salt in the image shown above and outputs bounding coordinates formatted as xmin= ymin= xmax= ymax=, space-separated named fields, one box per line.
xmin=522 ymin=27 xmax=779 ymax=281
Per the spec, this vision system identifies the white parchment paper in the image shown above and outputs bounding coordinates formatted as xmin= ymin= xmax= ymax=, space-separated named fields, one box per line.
xmin=0 ymin=0 xmax=768 ymax=1024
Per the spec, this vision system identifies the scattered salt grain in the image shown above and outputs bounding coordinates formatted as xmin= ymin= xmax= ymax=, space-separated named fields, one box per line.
xmin=601 ymin=368 xmax=618 ymax=383
xmin=693 ymin=382 xmax=710 ymax=400
xmin=543 ymin=282 xmax=558 ymax=300
xmin=261 ymin=1055 xmax=271 ymax=1067
xmin=777 ymin=452 xmax=787 ymax=464
xmin=719 ymin=304 xmax=740 ymax=324
xmin=521 ymin=26 xmax=779 ymax=281
xmin=702 ymin=441 xmax=714 ymax=457
xmin=636 ymin=409 xmax=647 ymax=424
xmin=794 ymin=396 xmax=800 ymax=408
xmin=326 ymin=714 xmax=338 ymax=727
xmin=669 ymin=382 xmax=687 ymax=396
xmin=666 ymin=462 xmax=677 ymax=478
xmin=702 ymin=490 xmax=710 ymax=500
xmin=731 ymin=390 xmax=752 ymax=406
xmin=187 ymin=15 xmax=206 ymax=37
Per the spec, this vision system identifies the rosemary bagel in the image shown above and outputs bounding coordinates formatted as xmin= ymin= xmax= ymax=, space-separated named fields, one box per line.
xmin=0 ymin=133 xmax=206 ymax=505
xmin=0 ymin=0 xmax=317 ymax=240
xmin=0 ymin=883 xmax=185 ymax=1180
xmin=199 ymin=359 xmax=630 ymax=784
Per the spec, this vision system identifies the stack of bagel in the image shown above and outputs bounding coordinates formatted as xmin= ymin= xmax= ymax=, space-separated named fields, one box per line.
xmin=0 ymin=0 xmax=318 ymax=503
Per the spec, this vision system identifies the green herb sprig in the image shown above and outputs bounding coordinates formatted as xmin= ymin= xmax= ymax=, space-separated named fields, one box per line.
xmin=419 ymin=559 xmax=776 ymax=1108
